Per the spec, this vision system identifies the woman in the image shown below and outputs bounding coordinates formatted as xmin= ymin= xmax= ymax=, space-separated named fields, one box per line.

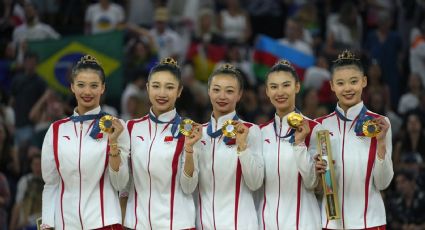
xmin=41 ymin=55 xmax=130 ymax=229
xmin=258 ymin=60 xmax=321 ymax=229
xmin=123 ymin=57 xmax=201 ymax=229
xmin=185 ymin=63 xmax=263 ymax=229
xmin=315 ymin=50 xmax=393 ymax=229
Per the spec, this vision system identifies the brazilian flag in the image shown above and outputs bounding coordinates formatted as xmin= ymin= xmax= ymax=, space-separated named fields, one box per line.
xmin=28 ymin=31 xmax=123 ymax=104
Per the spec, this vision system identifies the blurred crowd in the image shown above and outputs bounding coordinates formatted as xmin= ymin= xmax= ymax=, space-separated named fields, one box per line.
xmin=1 ymin=0 xmax=425 ymax=229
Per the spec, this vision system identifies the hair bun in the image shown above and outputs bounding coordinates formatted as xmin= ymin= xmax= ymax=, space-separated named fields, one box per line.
xmin=160 ymin=57 xmax=179 ymax=68
xmin=78 ymin=54 xmax=101 ymax=66
xmin=334 ymin=50 xmax=359 ymax=63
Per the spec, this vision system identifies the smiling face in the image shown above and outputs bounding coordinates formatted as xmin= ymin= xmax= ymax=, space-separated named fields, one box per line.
xmin=331 ymin=66 xmax=367 ymax=112
xmin=208 ymin=74 xmax=242 ymax=118
xmin=266 ymin=71 xmax=300 ymax=117
xmin=147 ymin=71 xmax=182 ymax=116
xmin=70 ymin=70 xmax=105 ymax=114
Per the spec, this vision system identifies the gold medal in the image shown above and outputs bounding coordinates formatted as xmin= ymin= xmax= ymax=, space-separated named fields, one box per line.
xmin=222 ymin=120 xmax=237 ymax=138
xmin=362 ymin=120 xmax=380 ymax=137
xmin=179 ymin=119 xmax=194 ymax=136
xmin=99 ymin=115 xmax=114 ymax=133
xmin=287 ymin=112 xmax=303 ymax=129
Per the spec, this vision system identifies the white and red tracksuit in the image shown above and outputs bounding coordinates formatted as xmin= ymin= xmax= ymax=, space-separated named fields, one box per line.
xmin=258 ymin=113 xmax=321 ymax=230
xmin=41 ymin=107 xmax=130 ymax=229
xmin=315 ymin=102 xmax=393 ymax=229
xmin=193 ymin=111 xmax=264 ymax=230
xmin=124 ymin=109 xmax=196 ymax=229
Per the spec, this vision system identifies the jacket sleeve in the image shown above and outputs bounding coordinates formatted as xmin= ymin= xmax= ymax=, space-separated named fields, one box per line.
xmin=238 ymin=124 xmax=264 ymax=191
xmin=108 ymin=119 xmax=130 ymax=191
xmin=293 ymin=123 xmax=321 ymax=190
xmin=41 ymin=125 xmax=59 ymax=227
xmin=179 ymin=140 xmax=200 ymax=194
xmin=373 ymin=117 xmax=394 ymax=190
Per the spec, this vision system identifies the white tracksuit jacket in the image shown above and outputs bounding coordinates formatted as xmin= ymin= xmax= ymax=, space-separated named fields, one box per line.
xmin=258 ymin=113 xmax=321 ymax=230
xmin=193 ymin=111 xmax=264 ymax=230
xmin=124 ymin=109 xmax=196 ymax=230
xmin=315 ymin=102 xmax=393 ymax=229
xmin=41 ymin=106 xmax=130 ymax=229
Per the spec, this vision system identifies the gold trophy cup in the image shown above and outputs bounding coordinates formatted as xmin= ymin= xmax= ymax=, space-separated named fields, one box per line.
xmin=179 ymin=119 xmax=195 ymax=136
xmin=287 ymin=112 xmax=303 ymax=129
xmin=99 ymin=115 xmax=114 ymax=133
xmin=317 ymin=130 xmax=341 ymax=220
xmin=222 ymin=120 xmax=237 ymax=138
xmin=362 ymin=119 xmax=381 ymax=137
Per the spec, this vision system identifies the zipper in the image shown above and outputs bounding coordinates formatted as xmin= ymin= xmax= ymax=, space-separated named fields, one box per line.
xmin=78 ymin=122 xmax=84 ymax=229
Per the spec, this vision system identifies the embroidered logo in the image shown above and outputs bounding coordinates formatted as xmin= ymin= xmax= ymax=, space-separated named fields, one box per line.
xmin=96 ymin=133 xmax=103 ymax=140
xmin=63 ymin=135 xmax=70 ymax=140
xmin=225 ymin=139 xmax=236 ymax=146
xmin=201 ymin=140 xmax=206 ymax=146
xmin=164 ymin=136 xmax=173 ymax=143
xmin=264 ymin=139 xmax=270 ymax=144
xmin=137 ymin=136 xmax=144 ymax=141
xmin=329 ymin=132 xmax=334 ymax=136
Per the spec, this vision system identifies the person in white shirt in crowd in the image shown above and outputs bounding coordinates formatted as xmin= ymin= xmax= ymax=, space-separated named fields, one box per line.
xmin=258 ymin=59 xmax=321 ymax=229
xmin=149 ymin=7 xmax=183 ymax=60
xmin=397 ymin=73 xmax=422 ymax=115
xmin=410 ymin=20 xmax=425 ymax=87
xmin=315 ymin=50 xmax=393 ymax=230
xmin=84 ymin=0 xmax=125 ymax=34
xmin=217 ymin=0 xmax=251 ymax=44
xmin=122 ymin=57 xmax=200 ymax=230
xmin=12 ymin=1 xmax=60 ymax=64
xmin=279 ymin=17 xmax=313 ymax=56
xmin=41 ymin=55 xmax=130 ymax=229
xmin=185 ymin=63 xmax=264 ymax=230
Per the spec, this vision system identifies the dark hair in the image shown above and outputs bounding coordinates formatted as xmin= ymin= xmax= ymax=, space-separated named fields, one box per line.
xmin=265 ymin=59 xmax=300 ymax=83
xmin=71 ymin=55 xmax=105 ymax=84
xmin=396 ymin=169 xmax=416 ymax=182
xmin=208 ymin=63 xmax=244 ymax=90
xmin=331 ymin=50 xmax=364 ymax=76
xmin=148 ymin=57 xmax=182 ymax=88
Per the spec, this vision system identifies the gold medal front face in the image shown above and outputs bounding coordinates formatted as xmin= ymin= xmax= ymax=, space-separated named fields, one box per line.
xmin=362 ymin=120 xmax=380 ymax=137
xmin=222 ymin=120 xmax=237 ymax=138
xmin=287 ymin=112 xmax=303 ymax=129
xmin=179 ymin=119 xmax=194 ymax=136
xmin=99 ymin=115 xmax=114 ymax=133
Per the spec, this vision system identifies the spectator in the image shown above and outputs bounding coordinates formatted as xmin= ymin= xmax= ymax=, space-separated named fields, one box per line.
xmin=11 ymin=1 xmax=60 ymax=64
xmin=125 ymin=0 xmax=155 ymax=28
xmin=398 ymin=73 xmax=422 ymax=115
xmin=279 ymin=17 xmax=313 ymax=55
xmin=217 ymin=0 xmax=251 ymax=44
xmin=0 ymin=88 xmax=15 ymax=134
xmin=325 ymin=2 xmax=362 ymax=57
xmin=363 ymin=60 xmax=391 ymax=111
xmin=364 ymin=10 xmax=403 ymax=109
xmin=393 ymin=112 xmax=425 ymax=169
xmin=387 ymin=170 xmax=425 ymax=230
xmin=410 ymin=20 xmax=425 ymax=87
xmin=186 ymin=8 xmax=226 ymax=82
xmin=84 ymin=0 xmax=125 ymax=34
xmin=10 ymin=52 xmax=46 ymax=147
xmin=303 ymin=55 xmax=333 ymax=105
xmin=0 ymin=172 xmax=10 ymax=230
xmin=10 ymin=177 xmax=43 ymax=230
xmin=9 ymin=154 xmax=41 ymax=230
xmin=120 ymin=73 xmax=147 ymax=121
xmin=367 ymin=91 xmax=402 ymax=137
xmin=149 ymin=7 xmax=183 ymax=60
xmin=300 ymin=88 xmax=328 ymax=119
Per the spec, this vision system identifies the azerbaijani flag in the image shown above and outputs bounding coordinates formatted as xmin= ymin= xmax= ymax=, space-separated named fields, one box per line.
xmin=28 ymin=31 xmax=123 ymax=104
xmin=186 ymin=42 xmax=226 ymax=82
xmin=253 ymin=35 xmax=315 ymax=81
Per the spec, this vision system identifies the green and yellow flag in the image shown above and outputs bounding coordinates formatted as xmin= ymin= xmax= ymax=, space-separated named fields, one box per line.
xmin=28 ymin=31 xmax=124 ymax=102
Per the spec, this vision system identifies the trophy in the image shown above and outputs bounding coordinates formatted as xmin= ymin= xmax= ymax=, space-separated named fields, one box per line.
xmin=362 ymin=119 xmax=380 ymax=137
xmin=287 ymin=112 xmax=303 ymax=129
xmin=179 ymin=119 xmax=195 ymax=136
xmin=222 ymin=120 xmax=237 ymax=138
xmin=99 ymin=115 xmax=114 ymax=133
xmin=317 ymin=130 xmax=341 ymax=220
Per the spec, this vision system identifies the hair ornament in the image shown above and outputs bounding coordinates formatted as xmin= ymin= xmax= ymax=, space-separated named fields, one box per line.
xmin=334 ymin=50 xmax=359 ymax=62
xmin=78 ymin=54 xmax=101 ymax=65
xmin=160 ymin=57 xmax=179 ymax=68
